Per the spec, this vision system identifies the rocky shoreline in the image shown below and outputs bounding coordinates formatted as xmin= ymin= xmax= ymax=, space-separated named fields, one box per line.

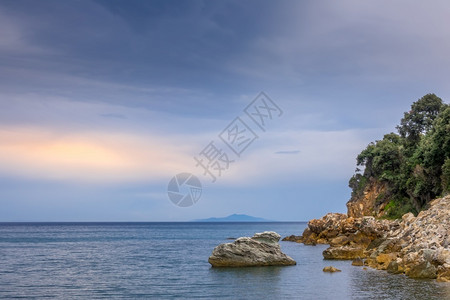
xmin=284 ymin=195 xmax=450 ymax=282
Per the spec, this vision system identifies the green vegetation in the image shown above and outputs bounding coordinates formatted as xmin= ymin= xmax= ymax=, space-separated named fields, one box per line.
xmin=349 ymin=94 xmax=450 ymax=218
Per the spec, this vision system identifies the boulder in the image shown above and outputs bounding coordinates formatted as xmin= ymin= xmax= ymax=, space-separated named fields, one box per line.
xmin=352 ymin=258 xmax=364 ymax=266
xmin=387 ymin=261 xmax=402 ymax=274
xmin=323 ymin=246 xmax=366 ymax=260
xmin=406 ymin=261 xmax=437 ymax=279
xmin=375 ymin=253 xmax=397 ymax=270
xmin=307 ymin=213 xmax=347 ymax=234
xmin=437 ymin=266 xmax=450 ymax=282
xmin=330 ymin=235 xmax=350 ymax=247
xmin=208 ymin=231 xmax=296 ymax=267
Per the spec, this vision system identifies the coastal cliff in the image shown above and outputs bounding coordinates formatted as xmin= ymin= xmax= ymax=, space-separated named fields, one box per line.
xmin=346 ymin=179 xmax=389 ymax=218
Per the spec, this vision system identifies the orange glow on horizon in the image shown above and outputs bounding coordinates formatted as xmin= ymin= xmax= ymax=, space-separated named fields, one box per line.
xmin=0 ymin=126 xmax=193 ymax=181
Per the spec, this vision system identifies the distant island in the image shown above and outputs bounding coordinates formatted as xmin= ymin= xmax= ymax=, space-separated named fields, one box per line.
xmin=193 ymin=214 xmax=273 ymax=222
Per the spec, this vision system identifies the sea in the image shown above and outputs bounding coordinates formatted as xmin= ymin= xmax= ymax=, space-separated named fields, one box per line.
xmin=0 ymin=222 xmax=449 ymax=299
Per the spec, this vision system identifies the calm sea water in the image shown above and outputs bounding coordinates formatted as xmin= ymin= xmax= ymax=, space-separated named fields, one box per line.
xmin=0 ymin=222 xmax=449 ymax=299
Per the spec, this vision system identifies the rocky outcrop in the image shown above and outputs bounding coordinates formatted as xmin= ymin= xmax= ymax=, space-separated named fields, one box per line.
xmin=295 ymin=212 xmax=399 ymax=260
xmin=208 ymin=231 xmax=296 ymax=267
xmin=289 ymin=195 xmax=450 ymax=282
xmin=347 ymin=179 xmax=389 ymax=218
xmin=364 ymin=196 xmax=450 ymax=281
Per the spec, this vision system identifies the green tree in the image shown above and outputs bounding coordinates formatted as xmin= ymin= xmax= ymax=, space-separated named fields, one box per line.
xmin=409 ymin=106 xmax=450 ymax=203
xmin=356 ymin=133 xmax=404 ymax=180
xmin=422 ymin=106 xmax=450 ymax=170
xmin=442 ymin=158 xmax=450 ymax=194
xmin=396 ymin=94 xmax=445 ymax=144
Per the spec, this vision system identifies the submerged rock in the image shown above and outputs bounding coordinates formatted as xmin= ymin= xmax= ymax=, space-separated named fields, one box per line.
xmin=208 ymin=231 xmax=296 ymax=267
xmin=323 ymin=266 xmax=341 ymax=272
xmin=282 ymin=235 xmax=303 ymax=243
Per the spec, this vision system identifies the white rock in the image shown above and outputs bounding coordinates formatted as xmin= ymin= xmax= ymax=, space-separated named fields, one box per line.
xmin=208 ymin=231 xmax=296 ymax=267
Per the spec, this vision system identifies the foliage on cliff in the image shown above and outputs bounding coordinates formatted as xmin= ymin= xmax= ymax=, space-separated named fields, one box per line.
xmin=349 ymin=94 xmax=450 ymax=219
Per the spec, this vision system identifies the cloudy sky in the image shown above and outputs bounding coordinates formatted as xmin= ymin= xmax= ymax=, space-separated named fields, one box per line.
xmin=1 ymin=0 xmax=450 ymax=221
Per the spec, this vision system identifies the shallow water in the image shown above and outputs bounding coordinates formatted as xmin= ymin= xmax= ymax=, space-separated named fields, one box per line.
xmin=0 ymin=222 xmax=449 ymax=299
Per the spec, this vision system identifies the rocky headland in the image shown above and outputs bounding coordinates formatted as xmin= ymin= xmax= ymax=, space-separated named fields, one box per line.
xmin=209 ymin=231 xmax=296 ymax=267
xmin=285 ymin=195 xmax=450 ymax=282
xmin=283 ymin=96 xmax=450 ymax=282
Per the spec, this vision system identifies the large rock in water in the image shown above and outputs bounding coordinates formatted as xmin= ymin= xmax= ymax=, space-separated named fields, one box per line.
xmin=208 ymin=231 xmax=296 ymax=267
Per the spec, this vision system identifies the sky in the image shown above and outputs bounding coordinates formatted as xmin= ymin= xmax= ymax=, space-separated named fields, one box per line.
xmin=1 ymin=0 xmax=450 ymax=221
